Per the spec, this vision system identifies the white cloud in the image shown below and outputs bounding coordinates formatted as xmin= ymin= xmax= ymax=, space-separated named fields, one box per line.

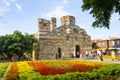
xmin=110 ymin=13 xmax=120 ymax=22
xmin=42 ymin=0 xmax=71 ymax=19
xmin=0 ymin=0 xmax=22 ymax=23
xmin=1 ymin=20 xmax=11 ymax=24
xmin=0 ymin=7 xmax=10 ymax=16
xmin=63 ymin=0 xmax=68 ymax=4
xmin=111 ymin=17 xmax=120 ymax=20
xmin=79 ymin=25 xmax=86 ymax=28
xmin=5 ymin=1 xmax=10 ymax=7
xmin=45 ymin=5 xmax=71 ymax=19
xmin=110 ymin=17 xmax=120 ymax=23
xmin=41 ymin=0 xmax=71 ymax=26
xmin=11 ymin=0 xmax=16 ymax=2
xmin=0 ymin=0 xmax=22 ymax=17
xmin=15 ymin=3 xmax=22 ymax=10
xmin=0 ymin=0 xmax=10 ymax=16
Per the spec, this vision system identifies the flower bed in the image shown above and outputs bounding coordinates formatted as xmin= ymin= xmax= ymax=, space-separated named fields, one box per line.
xmin=28 ymin=60 xmax=103 ymax=76
xmin=2 ymin=60 xmax=120 ymax=80
xmin=4 ymin=62 xmax=18 ymax=80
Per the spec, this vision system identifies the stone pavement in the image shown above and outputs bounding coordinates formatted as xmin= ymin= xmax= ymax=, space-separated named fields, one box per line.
xmin=68 ymin=57 xmax=120 ymax=64
xmin=82 ymin=58 xmax=120 ymax=64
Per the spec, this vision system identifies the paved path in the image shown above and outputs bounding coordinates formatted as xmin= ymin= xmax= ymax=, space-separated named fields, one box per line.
xmin=68 ymin=57 xmax=120 ymax=64
xmin=0 ymin=57 xmax=120 ymax=64
xmin=82 ymin=58 xmax=120 ymax=64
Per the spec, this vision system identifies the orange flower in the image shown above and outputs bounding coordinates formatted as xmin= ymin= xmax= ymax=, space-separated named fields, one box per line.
xmin=4 ymin=62 xmax=18 ymax=80
xmin=28 ymin=60 xmax=103 ymax=76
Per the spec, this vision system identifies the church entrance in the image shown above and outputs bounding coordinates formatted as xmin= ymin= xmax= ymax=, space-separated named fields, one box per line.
xmin=76 ymin=45 xmax=80 ymax=58
xmin=58 ymin=47 xmax=61 ymax=58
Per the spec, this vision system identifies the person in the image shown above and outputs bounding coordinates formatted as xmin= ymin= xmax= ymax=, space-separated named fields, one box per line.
xmin=73 ymin=50 xmax=76 ymax=58
xmin=15 ymin=54 xmax=19 ymax=61
xmin=11 ymin=54 xmax=15 ymax=62
xmin=72 ymin=50 xmax=76 ymax=58
xmin=55 ymin=51 xmax=59 ymax=59
xmin=85 ymin=51 xmax=89 ymax=59
xmin=28 ymin=54 xmax=32 ymax=61
xmin=80 ymin=50 xmax=83 ymax=59
xmin=117 ymin=50 xmax=120 ymax=56
xmin=62 ymin=52 xmax=64 ymax=59
xmin=111 ymin=50 xmax=116 ymax=61
xmin=97 ymin=49 xmax=103 ymax=61
xmin=76 ymin=51 xmax=79 ymax=58
xmin=11 ymin=54 xmax=19 ymax=62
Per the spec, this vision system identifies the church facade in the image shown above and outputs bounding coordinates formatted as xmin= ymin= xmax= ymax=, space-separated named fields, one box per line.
xmin=36 ymin=15 xmax=92 ymax=59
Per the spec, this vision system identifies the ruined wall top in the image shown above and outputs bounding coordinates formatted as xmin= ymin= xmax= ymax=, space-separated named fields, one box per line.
xmin=60 ymin=15 xmax=75 ymax=27
xmin=38 ymin=17 xmax=57 ymax=32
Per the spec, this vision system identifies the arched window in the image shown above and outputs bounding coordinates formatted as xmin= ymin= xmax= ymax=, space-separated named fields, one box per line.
xmin=61 ymin=29 xmax=63 ymax=32
xmin=73 ymin=28 xmax=78 ymax=33
xmin=70 ymin=19 xmax=73 ymax=27
xmin=65 ymin=20 xmax=69 ymax=26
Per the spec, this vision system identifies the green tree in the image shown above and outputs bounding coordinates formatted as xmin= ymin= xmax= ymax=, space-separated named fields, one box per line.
xmin=8 ymin=31 xmax=24 ymax=57
xmin=0 ymin=35 xmax=13 ymax=59
xmin=82 ymin=0 xmax=120 ymax=29
xmin=23 ymin=33 xmax=38 ymax=54
xmin=0 ymin=36 xmax=5 ymax=54
xmin=0 ymin=30 xmax=37 ymax=60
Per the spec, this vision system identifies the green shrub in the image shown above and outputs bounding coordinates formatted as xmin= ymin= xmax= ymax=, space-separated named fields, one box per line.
xmin=19 ymin=71 xmax=44 ymax=80
xmin=0 ymin=63 xmax=9 ymax=79
xmin=18 ymin=64 xmax=120 ymax=80
xmin=44 ymin=64 xmax=120 ymax=80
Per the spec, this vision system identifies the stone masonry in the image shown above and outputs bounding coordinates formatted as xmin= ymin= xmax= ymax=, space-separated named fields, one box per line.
xmin=36 ymin=15 xmax=92 ymax=59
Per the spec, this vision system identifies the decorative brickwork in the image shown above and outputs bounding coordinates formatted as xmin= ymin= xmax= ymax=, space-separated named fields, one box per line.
xmin=36 ymin=15 xmax=92 ymax=59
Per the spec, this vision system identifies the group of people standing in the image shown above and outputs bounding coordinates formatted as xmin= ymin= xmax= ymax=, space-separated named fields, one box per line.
xmin=11 ymin=54 xmax=19 ymax=62
xmin=85 ymin=49 xmax=117 ymax=61
xmin=71 ymin=50 xmax=83 ymax=58
xmin=85 ymin=50 xmax=101 ymax=60
xmin=96 ymin=49 xmax=116 ymax=61
xmin=54 ymin=49 xmax=117 ymax=61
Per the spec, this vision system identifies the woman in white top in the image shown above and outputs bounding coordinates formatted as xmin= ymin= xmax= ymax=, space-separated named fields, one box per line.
xmin=97 ymin=50 xmax=103 ymax=61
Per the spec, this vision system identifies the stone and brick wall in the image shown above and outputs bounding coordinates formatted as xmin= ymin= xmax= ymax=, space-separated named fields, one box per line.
xmin=36 ymin=15 xmax=92 ymax=59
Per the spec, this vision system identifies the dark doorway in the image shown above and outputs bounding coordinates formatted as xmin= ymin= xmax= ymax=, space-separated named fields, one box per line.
xmin=58 ymin=47 xmax=61 ymax=58
xmin=76 ymin=45 xmax=80 ymax=58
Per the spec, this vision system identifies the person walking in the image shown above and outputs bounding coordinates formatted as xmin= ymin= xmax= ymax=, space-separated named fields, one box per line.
xmin=72 ymin=50 xmax=76 ymax=58
xmin=111 ymin=50 xmax=116 ymax=61
xmin=97 ymin=49 xmax=103 ymax=61
xmin=80 ymin=50 xmax=83 ymax=59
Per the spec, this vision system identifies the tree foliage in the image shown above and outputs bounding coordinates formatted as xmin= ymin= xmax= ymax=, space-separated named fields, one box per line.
xmin=82 ymin=0 xmax=120 ymax=29
xmin=0 ymin=30 xmax=37 ymax=59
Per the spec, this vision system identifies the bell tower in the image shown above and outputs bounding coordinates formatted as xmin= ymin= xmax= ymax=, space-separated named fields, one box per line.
xmin=50 ymin=17 xmax=56 ymax=32
xmin=61 ymin=15 xmax=75 ymax=27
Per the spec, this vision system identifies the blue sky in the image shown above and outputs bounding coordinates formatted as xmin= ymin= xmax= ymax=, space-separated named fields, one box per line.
xmin=0 ymin=0 xmax=120 ymax=40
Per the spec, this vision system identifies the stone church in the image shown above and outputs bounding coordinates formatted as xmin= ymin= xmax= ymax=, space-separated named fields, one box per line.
xmin=36 ymin=15 xmax=92 ymax=59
